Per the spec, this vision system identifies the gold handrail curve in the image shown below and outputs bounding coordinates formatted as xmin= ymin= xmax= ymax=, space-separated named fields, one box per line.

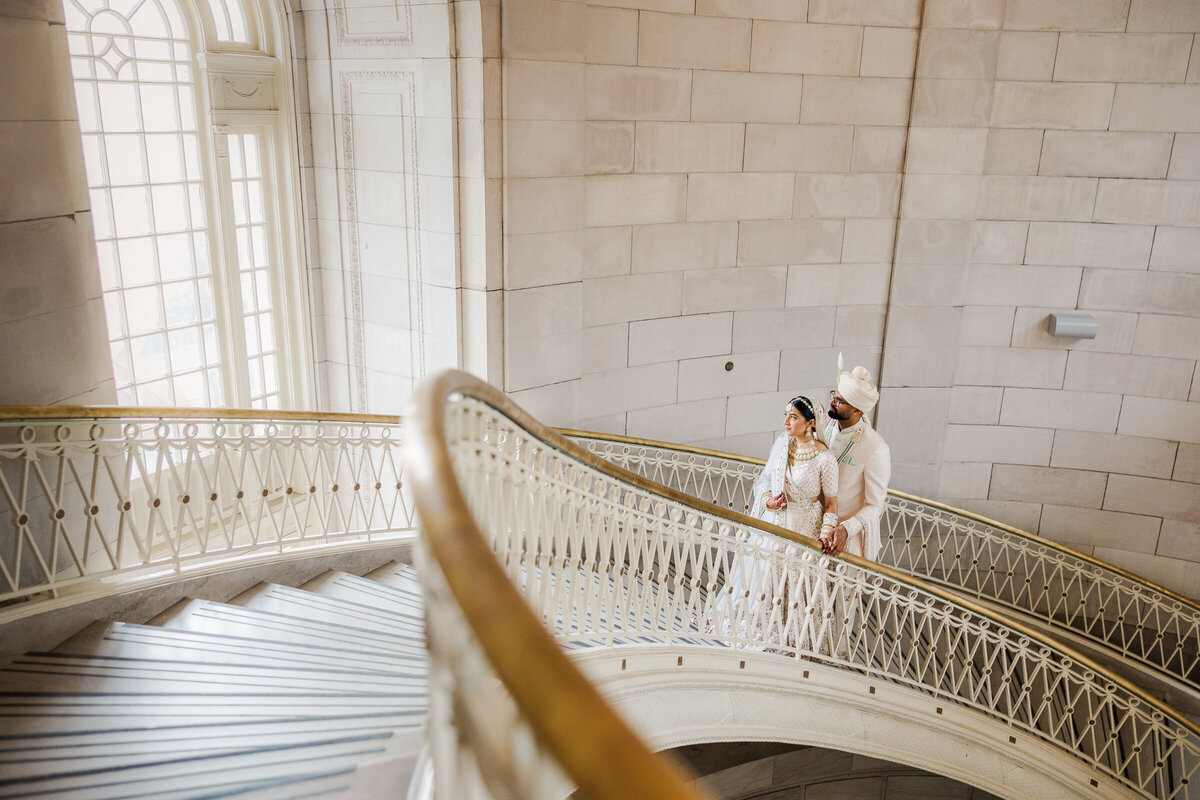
xmin=417 ymin=372 xmax=1199 ymax=739
xmin=557 ymin=428 xmax=1200 ymax=613
xmin=409 ymin=371 xmax=714 ymax=800
xmin=0 ymin=404 xmax=401 ymax=424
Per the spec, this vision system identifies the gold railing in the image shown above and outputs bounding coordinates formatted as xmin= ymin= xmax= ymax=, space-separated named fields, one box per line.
xmin=415 ymin=371 xmax=1197 ymax=800
xmin=408 ymin=373 xmax=714 ymax=800
xmin=563 ymin=430 xmax=1200 ymax=692
xmin=0 ymin=405 xmax=413 ymax=621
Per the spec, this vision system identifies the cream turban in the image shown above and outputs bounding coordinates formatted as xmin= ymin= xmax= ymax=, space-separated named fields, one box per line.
xmin=837 ymin=364 xmax=879 ymax=414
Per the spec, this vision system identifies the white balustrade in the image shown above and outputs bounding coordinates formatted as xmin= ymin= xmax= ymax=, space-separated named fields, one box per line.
xmin=568 ymin=433 xmax=1200 ymax=694
xmin=0 ymin=412 xmax=413 ymax=617
xmin=426 ymin=398 xmax=1197 ymax=800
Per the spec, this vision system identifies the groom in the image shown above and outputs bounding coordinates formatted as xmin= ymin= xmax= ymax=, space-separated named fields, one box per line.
xmin=819 ymin=361 xmax=891 ymax=560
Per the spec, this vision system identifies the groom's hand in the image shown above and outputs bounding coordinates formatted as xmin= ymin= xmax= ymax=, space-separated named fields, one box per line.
xmin=823 ymin=525 xmax=848 ymax=557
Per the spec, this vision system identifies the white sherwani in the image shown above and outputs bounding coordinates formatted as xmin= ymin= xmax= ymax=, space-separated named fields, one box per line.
xmin=819 ymin=416 xmax=891 ymax=560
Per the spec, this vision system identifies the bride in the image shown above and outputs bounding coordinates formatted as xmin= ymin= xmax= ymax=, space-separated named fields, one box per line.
xmin=751 ymin=395 xmax=839 ymax=545
xmin=719 ymin=395 xmax=838 ymax=650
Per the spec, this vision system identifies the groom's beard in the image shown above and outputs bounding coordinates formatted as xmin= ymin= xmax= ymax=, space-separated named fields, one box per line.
xmin=829 ymin=404 xmax=849 ymax=420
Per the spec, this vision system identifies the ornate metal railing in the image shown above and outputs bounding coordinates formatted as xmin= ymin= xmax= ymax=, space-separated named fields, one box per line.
xmin=0 ymin=406 xmax=414 ymax=620
xmin=564 ymin=431 xmax=1200 ymax=692
xmin=406 ymin=374 xmax=1199 ymax=800
xmin=408 ymin=374 xmax=714 ymax=800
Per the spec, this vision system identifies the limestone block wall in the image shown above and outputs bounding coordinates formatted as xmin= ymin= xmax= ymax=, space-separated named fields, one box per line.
xmin=894 ymin=0 xmax=1200 ymax=598
xmin=0 ymin=2 xmax=115 ymax=406
xmin=501 ymin=0 xmax=918 ymax=445
xmin=497 ymin=0 xmax=1200 ymax=599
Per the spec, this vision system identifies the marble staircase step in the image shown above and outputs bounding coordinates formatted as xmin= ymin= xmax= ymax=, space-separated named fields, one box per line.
xmin=0 ymin=734 xmax=389 ymax=800
xmin=54 ymin=622 xmax=424 ymax=671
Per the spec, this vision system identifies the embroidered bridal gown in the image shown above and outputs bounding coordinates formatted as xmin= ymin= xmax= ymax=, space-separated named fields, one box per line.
xmin=715 ymin=434 xmax=838 ymax=649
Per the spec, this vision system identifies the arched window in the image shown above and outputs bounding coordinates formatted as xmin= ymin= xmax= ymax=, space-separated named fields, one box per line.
xmin=64 ymin=0 xmax=309 ymax=410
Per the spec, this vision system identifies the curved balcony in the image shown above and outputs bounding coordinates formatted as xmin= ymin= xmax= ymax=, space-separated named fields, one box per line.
xmin=564 ymin=430 xmax=1200 ymax=698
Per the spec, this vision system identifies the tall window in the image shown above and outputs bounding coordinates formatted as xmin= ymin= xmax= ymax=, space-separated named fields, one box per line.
xmin=65 ymin=0 xmax=305 ymax=410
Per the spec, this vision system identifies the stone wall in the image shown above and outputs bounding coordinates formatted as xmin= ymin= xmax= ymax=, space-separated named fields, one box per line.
xmin=496 ymin=0 xmax=1200 ymax=599
xmin=0 ymin=2 xmax=114 ymax=406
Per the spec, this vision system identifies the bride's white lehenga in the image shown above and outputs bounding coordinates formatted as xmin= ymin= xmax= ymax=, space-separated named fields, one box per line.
xmin=717 ymin=434 xmax=837 ymax=650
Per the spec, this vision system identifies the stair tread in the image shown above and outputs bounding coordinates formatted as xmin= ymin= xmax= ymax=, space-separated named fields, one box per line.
xmin=231 ymin=583 xmax=422 ymax=632
xmin=2 ymin=654 xmax=424 ymax=691
xmin=157 ymin=601 xmax=425 ymax=652
xmin=0 ymin=713 xmax=422 ymax=753
xmin=0 ymin=727 xmax=397 ymax=782
xmin=0 ymin=736 xmax=388 ymax=799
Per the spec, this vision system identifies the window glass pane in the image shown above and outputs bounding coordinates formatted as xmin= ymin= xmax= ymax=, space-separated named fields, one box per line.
xmin=105 ymin=135 xmax=146 ymax=185
xmin=76 ymin=84 xmax=100 ymax=132
xmin=82 ymin=135 xmax=105 ymax=185
xmin=111 ymin=340 xmax=133 ymax=385
xmin=193 ymin=232 xmax=210 ymax=275
xmin=138 ymin=378 xmax=172 ymax=405
xmin=137 ymin=60 xmax=173 ymax=82
xmin=125 ymin=285 xmax=164 ymax=335
xmin=111 ymin=186 xmax=152 ymax=236
xmin=173 ymin=371 xmax=206 ymax=406
xmin=203 ymin=323 xmax=220 ymax=366
xmin=243 ymin=314 xmax=259 ymax=355
xmin=90 ymin=190 xmax=114 ymax=238
xmin=117 ymin=237 xmax=157 ymax=285
xmin=198 ymin=280 xmax=215 ymax=320
xmin=168 ymin=326 xmax=203 ymax=372
xmin=247 ymin=180 xmax=264 ymax=223
xmin=163 ymin=280 xmax=199 ymax=327
xmin=251 ymin=227 xmax=267 ymax=267
xmin=145 ymin=134 xmax=183 ymax=182
xmin=243 ymin=138 xmax=260 ymax=177
xmin=97 ymin=83 xmax=139 ymax=132
xmin=255 ymin=270 xmax=271 ymax=309
xmin=96 ymin=241 xmax=119 ymax=286
xmin=151 ymin=183 xmax=189 ymax=232
xmin=262 ymin=356 xmax=278 ymax=394
xmin=206 ymin=368 xmax=223 ymax=401
xmin=140 ymin=84 xmax=178 ymax=132
xmin=157 ymin=232 xmax=192 ymax=280
xmin=103 ymin=292 xmax=126 ymax=339
xmin=130 ymin=333 xmax=169 ymax=380
xmin=247 ymin=356 xmax=263 ymax=396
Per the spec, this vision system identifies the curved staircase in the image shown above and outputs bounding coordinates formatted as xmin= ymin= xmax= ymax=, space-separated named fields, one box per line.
xmin=0 ymin=381 xmax=1198 ymax=799
xmin=0 ymin=563 xmax=426 ymax=799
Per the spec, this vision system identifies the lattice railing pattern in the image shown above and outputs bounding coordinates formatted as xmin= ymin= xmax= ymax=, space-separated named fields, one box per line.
xmin=0 ymin=415 xmax=413 ymax=607
xmin=415 ymin=412 xmax=1200 ymax=800
xmin=569 ymin=434 xmax=1200 ymax=692
xmin=418 ymin=542 xmax=575 ymax=800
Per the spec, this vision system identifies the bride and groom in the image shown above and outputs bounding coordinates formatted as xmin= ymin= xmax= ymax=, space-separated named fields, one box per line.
xmin=750 ymin=357 xmax=891 ymax=562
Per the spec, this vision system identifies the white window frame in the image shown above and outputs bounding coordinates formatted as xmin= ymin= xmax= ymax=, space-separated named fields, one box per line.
xmin=67 ymin=0 xmax=313 ymax=410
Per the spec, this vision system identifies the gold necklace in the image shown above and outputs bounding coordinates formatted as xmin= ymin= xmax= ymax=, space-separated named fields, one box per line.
xmin=788 ymin=436 xmax=819 ymax=463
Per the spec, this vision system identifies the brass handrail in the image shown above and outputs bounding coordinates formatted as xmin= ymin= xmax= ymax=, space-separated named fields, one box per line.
xmin=409 ymin=372 xmax=714 ymax=800
xmin=408 ymin=374 xmax=1197 ymax=739
xmin=0 ymin=404 xmax=401 ymax=424
xmin=557 ymin=428 xmax=1200 ymax=614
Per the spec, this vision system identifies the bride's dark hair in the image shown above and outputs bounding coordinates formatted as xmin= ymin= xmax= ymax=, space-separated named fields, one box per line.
xmin=789 ymin=395 xmax=817 ymax=423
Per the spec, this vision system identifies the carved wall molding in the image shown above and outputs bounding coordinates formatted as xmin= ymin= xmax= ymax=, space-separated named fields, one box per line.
xmin=338 ymin=70 xmax=424 ymax=413
xmin=333 ymin=0 xmax=413 ymax=46
xmin=200 ymin=52 xmax=279 ymax=111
